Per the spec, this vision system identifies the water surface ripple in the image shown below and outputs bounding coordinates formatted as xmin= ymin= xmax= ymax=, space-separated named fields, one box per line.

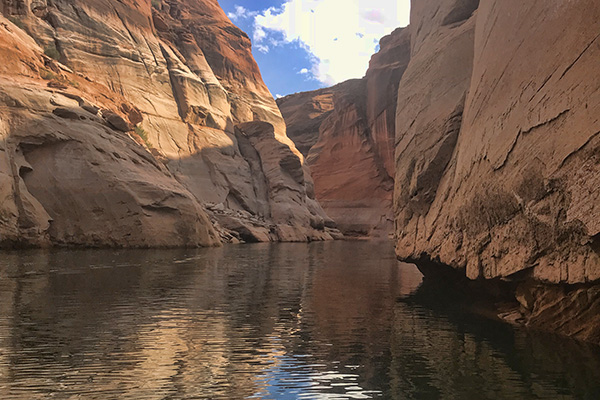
xmin=0 ymin=242 xmax=599 ymax=399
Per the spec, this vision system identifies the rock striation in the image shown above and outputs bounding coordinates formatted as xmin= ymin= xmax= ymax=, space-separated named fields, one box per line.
xmin=278 ymin=27 xmax=411 ymax=237
xmin=393 ymin=0 xmax=600 ymax=342
xmin=0 ymin=0 xmax=339 ymax=247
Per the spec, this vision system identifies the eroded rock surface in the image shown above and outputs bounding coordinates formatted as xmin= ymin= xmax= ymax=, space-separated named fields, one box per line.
xmin=0 ymin=0 xmax=338 ymax=247
xmin=394 ymin=0 xmax=600 ymax=342
xmin=278 ymin=27 xmax=410 ymax=237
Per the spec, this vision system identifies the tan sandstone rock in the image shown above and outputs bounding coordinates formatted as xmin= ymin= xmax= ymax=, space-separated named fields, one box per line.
xmin=394 ymin=0 xmax=600 ymax=342
xmin=0 ymin=0 xmax=338 ymax=247
xmin=395 ymin=0 xmax=600 ymax=284
xmin=278 ymin=27 xmax=411 ymax=237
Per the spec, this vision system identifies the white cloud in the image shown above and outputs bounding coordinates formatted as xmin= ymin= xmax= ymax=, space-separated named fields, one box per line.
xmin=253 ymin=0 xmax=410 ymax=85
xmin=253 ymin=25 xmax=267 ymax=42
xmin=255 ymin=43 xmax=270 ymax=53
xmin=227 ymin=5 xmax=257 ymax=21
xmin=275 ymin=94 xmax=283 ymax=99
xmin=299 ymin=68 xmax=309 ymax=75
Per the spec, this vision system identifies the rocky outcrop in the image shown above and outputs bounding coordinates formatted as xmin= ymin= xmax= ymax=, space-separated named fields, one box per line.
xmin=394 ymin=0 xmax=600 ymax=342
xmin=278 ymin=27 xmax=411 ymax=237
xmin=0 ymin=0 xmax=338 ymax=247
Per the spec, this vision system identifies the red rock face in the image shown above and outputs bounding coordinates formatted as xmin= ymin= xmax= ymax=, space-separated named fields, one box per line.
xmin=0 ymin=0 xmax=339 ymax=247
xmin=278 ymin=27 xmax=411 ymax=237
xmin=393 ymin=0 xmax=600 ymax=342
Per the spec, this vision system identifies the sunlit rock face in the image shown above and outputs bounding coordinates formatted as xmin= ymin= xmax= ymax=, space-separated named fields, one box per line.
xmin=278 ymin=27 xmax=411 ymax=237
xmin=394 ymin=0 xmax=600 ymax=341
xmin=0 ymin=0 xmax=338 ymax=247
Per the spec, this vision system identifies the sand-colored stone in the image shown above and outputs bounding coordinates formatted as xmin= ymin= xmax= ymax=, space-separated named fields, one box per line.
xmin=0 ymin=0 xmax=338 ymax=247
xmin=394 ymin=0 xmax=600 ymax=284
xmin=393 ymin=0 xmax=600 ymax=342
xmin=279 ymin=28 xmax=411 ymax=237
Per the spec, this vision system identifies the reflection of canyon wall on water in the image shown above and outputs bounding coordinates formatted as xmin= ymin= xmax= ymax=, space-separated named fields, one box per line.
xmin=278 ymin=27 xmax=411 ymax=237
xmin=0 ymin=0 xmax=339 ymax=248
xmin=390 ymin=300 xmax=600 ymax=399
xmin=0 ymin=249 xmax=274 ymax=399
xmin=0 ymin=243 xmax=419 ymax=398
xmin=390 ymin=273 xmax=600 ymax=399
xmin=2 ymin=245 xmax=600 ymax=399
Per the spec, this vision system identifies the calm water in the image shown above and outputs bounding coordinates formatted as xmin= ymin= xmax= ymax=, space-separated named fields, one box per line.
xmin=0 ymin=241 xmax=599 ymax=399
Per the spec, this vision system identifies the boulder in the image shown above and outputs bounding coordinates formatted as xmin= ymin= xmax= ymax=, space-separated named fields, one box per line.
xmin=105 ymin=112 xmax=131 ymax=132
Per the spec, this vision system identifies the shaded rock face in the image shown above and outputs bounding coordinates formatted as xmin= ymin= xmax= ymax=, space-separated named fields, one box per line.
xmin=394 ymin=0 xmax=600 ymax=341
xmin=0 ymin=0 xmax=337 ymax=247
xmin=278 ymin=27 xmax=411 ymax=237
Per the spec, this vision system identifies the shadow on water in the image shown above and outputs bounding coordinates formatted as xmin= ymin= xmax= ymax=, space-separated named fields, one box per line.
xmin=0 ymin=241 xmax=598 ymax=399
xmin=393 ymin=274 xmax=600 ymax=400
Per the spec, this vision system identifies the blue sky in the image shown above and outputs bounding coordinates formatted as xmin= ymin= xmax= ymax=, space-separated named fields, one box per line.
xmin=218 ymin=0 xmax=410 ymax=97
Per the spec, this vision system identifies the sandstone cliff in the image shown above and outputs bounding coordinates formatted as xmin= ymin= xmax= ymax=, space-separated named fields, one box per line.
xmin=278 ymin=27 xmax=411 ymax=237
xmin=394 ymin=0 xmax=600 ymax=342
xmin=0 ymin=0 xmax=339 ymax=247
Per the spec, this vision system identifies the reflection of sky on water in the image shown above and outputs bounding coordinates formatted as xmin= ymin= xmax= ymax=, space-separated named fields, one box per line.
xmin=250 ymin=345 xmax=381 ymax=400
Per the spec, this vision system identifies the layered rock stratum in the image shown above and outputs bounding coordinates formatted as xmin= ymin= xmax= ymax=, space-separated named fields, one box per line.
xmin=393 ymin=0 xmax=600 ymax=343
xmin=279 ymin=0 xmax=600 ymax=342
xmin=278 ymin=27 xmax=410 ymax=237
xmin=0 ymin=0 xmax=339 ymax=247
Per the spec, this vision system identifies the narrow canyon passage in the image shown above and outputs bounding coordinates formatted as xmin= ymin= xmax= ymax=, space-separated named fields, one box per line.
xmin=1 ymin=0 xmax=600 ymax=397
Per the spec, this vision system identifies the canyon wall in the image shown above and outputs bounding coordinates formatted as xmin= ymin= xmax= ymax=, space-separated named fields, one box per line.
xmin=0 ymin=0 xmax=339 ymax=247
xmin=278 ymin=27 xmax=411 ymax=237
xmin=394 ymin=0 xmax=600 ymax=342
